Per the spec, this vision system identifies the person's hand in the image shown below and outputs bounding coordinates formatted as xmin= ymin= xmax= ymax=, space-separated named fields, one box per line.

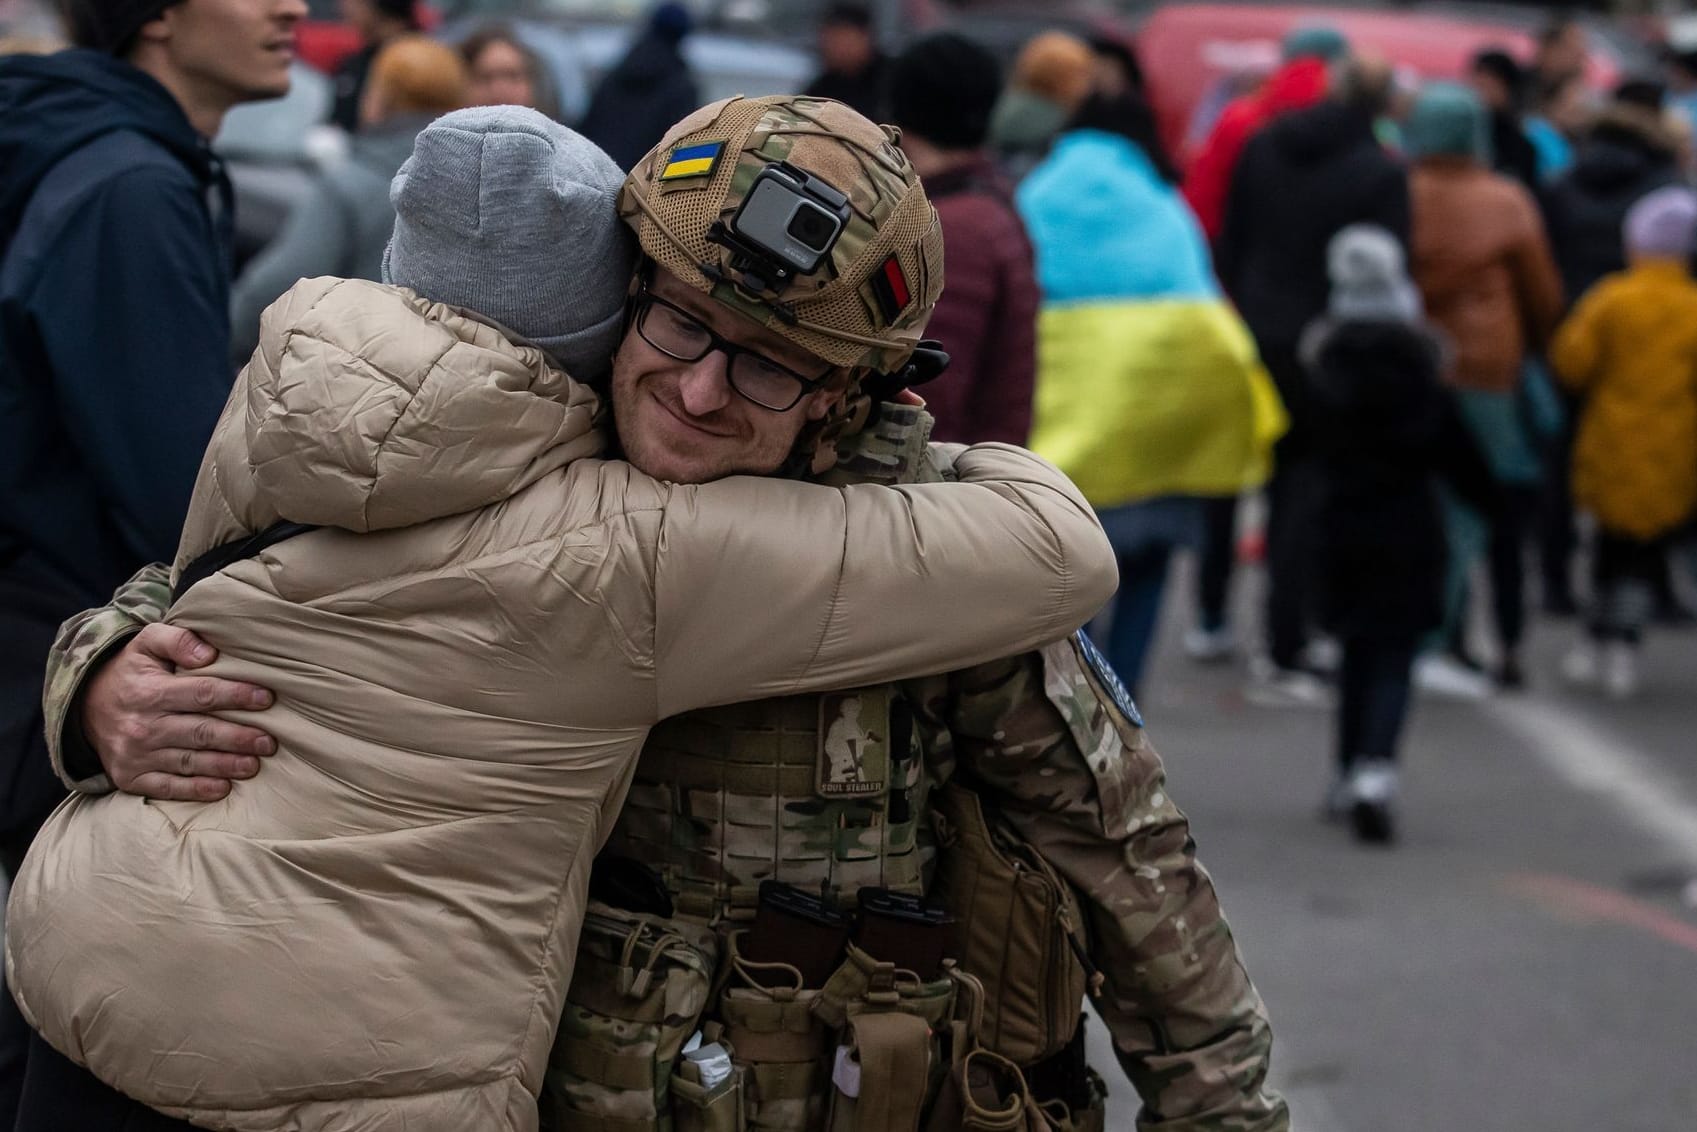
xmin=81 ymin=624 xmax=277 ymax=800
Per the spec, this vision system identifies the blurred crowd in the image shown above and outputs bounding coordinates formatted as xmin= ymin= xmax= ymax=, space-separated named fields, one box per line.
xmin=3 ymin=1 xmax=1696 ymax=845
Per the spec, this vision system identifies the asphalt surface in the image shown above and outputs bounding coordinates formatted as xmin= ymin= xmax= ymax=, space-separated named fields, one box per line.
xmin=1087 ymin=558 xmax=1697 ymax=1132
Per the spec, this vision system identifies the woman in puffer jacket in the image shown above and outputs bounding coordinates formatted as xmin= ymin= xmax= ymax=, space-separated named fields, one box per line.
xmin=5 ymin=106 xmax=1116 ymax=1132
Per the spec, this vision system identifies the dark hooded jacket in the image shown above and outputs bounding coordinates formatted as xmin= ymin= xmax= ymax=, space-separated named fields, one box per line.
xmin=577 ymin=27 xmax=700 ymax=171
xmin=1545 ymin=107 xmax=1681 ymax=305
xmin=1217 ymin=100 xmax=1412 ymax=361
xmin=0 ymin=49 xmax=235 ymax=846
xmin=1300 ymin=317 xmax=1496 ymax=638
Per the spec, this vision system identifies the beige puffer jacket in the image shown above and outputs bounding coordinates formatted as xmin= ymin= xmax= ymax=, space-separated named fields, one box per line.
xmin=5 ymin=278 xmax=1115 ymax=1132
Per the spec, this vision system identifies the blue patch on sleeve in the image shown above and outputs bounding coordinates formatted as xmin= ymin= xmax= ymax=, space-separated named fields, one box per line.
xmin=1074 ymin=629 xmax=1143 ymax=727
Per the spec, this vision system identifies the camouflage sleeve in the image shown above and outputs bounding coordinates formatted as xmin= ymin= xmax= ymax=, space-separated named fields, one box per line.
xmin=904 ymin=636 xmax=1288 ymax=1132
xmin=43 ymin=563 xmax=174 ymax=795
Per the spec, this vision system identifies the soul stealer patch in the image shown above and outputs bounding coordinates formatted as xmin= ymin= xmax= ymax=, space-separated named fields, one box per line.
xmin=816 ymin=690 xmax=889 ymax=799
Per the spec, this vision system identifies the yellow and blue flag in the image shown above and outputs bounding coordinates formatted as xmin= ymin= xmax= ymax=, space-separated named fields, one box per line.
xmin=660 ymin=141 xmax=724 ymax=181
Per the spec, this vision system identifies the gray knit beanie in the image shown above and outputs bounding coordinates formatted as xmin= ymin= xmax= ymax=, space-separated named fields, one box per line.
xmin=1327 ymin=224 xmax=1423 ymax=324
xmin=382 ymin=106 xmax=635 ymax=382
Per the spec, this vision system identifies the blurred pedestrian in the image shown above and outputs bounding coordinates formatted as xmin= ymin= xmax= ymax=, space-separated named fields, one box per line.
xmin=890 ymin=31 xmax=1036 ymax=445
xmin=229 ymin=34 xmax=467 ymax=365
xmin=1541 ymin=80 xmax=1678 ymax=614
xmin=1186 ymin=34 xmax=1349 ymax=665
xmin=1088 ymin=32 xmax=1144 ymax=100
xmin=577 ymin=1 xmax=697 ymax=171
xmin=1404 ymin=82 xmax=1563 ymax=692
xmin=1181 ymin=24 xmax=1347 ymax=244
xmin=1022 ymin=92 xmax=1285 ymax=695
xmin=988 ymin=30 xmax=1094 ymax=182
xmin=1525 ymin=71 xmax=1588 ymax=183
xmin=801 ymin=0 xmax=885 ymax=121
xmin=460 ymin=23 xmax=560 ymax=120
xmin=1547 ymin=80 xmax=1681 ymax=304
xmin=1534 ymin=15 xmax=1589 ymax=100
xmin=1301 ymin=225 xmax=1497 ymax=843
xmin=1217 ymin=55 xmax=1408 ymax=704
xmin=329 ymin=0 xmax=417 ymax=132
xmin=1551 ymin=186 xmax=1697 ymax=698
xmin=1469 ymin=48 xmax=1540 ymax=190
xmin=0 ymin=0 xmax=302 ymax=1119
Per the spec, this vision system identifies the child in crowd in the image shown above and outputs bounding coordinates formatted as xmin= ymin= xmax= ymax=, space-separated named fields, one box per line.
xmin=1550 ymin=186 xmax=1697 ymax=698
xmin=1300 ymin=225 xmax=1497 ymax=844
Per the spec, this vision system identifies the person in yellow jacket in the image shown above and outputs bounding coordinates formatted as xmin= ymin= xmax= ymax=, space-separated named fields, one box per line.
xmin=1550 ymin=185 xmax=1697 ymax=698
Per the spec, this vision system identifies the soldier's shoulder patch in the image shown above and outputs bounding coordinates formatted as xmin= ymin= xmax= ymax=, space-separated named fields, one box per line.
xmin=1073 ymin=629 xmax=1143 ymax=727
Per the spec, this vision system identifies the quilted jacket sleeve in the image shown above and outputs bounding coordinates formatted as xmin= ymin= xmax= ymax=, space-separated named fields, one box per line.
xmin=649 ymin=443 xmax=1117 ymax=717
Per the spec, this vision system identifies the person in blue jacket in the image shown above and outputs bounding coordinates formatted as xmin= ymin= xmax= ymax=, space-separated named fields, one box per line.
xmin=0 ymin=0 xmax=302 ymax=1120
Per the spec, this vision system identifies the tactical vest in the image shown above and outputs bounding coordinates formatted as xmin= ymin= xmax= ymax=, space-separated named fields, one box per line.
xmin=541 ymin=407 xmax=1108 ymax=1132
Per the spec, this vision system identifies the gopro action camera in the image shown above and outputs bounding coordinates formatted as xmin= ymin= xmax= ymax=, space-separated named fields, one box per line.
xmin=726 ymin=162 xmax=852 ymax=282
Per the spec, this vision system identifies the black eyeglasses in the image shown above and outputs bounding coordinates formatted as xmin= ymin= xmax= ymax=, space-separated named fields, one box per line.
xmin=632 ymin=286 xmax=835 ymax=412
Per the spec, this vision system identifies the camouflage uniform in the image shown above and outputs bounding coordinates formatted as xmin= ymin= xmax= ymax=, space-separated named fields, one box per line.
xmin=40 ymin=407 xmax=1286 ymax=1131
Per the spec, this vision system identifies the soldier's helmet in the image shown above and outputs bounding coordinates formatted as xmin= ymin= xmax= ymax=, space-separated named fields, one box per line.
xmin=619 ymin=95 xmax=945 ymax=376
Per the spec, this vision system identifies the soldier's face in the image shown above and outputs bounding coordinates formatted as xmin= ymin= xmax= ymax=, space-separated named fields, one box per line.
xmin=610 ymin=269 xmax=846 ymax=485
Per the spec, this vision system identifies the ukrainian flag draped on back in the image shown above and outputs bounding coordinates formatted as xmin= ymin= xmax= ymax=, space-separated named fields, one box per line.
xmin=1018 ymin=130 xmax=1285 ymax=510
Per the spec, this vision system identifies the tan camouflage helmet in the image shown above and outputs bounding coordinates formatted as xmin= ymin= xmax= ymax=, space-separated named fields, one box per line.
xmin=619 ymin=94 xmax=945 ymax=374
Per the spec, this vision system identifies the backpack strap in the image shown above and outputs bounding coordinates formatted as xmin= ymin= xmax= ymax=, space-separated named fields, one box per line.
xmin=172 ymin=521 xmax=320 ymax=604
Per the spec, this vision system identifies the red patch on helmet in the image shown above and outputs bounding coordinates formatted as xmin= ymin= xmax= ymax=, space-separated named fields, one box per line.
xmin=867 ymin=255 xmax=911 ymax=324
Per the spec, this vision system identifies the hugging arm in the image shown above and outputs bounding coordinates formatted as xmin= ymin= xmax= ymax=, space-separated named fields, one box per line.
xmin=43 ymin=564 xmax=276 ymax=800
xmin=650 ymin=442 xmax=1118 ymax=716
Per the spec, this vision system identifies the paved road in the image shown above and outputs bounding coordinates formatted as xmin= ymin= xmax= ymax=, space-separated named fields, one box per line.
xmin=1089 ymin=561 xmax=1697 ymax=1132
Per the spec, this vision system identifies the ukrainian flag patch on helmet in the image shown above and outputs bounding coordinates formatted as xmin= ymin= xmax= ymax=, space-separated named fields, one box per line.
xmin=660 ymin=140 xmax=725 ymax=181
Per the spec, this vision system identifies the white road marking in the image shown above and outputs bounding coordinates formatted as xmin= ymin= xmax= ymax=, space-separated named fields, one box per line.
xmin=1485 ymin=697 xmax=1697 ymax=867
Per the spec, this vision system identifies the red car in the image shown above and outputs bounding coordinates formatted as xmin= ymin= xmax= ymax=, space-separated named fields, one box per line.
xmin=1135 ymin=3 xmax=1634 ymax=162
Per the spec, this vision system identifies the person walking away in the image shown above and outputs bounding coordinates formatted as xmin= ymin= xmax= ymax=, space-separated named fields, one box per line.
xmin=1022 ymin=92 xmax=1285 ymax=695
xmin=1543 ymin=81 xmax=1683 ymax=615
xmin=1404 ymin=83 xmax=1563 ymax=692
xmin=1550 ymin=186 xmax=1697 ymax=697
xmin=1181 ymin=28 xmax=1345 ymax=663
xmin=1301 ymin=226 xmax=1498 ymax=843
xmin=890 ymin=32 xmax=1037 ymax=445
xmin=1470 ymin=49 xmax=1542 ymax=190
xmin=329 ymin=0 xmax=416 ymax=132
xmin=1216 ymin=55 xmax=1408 ymax=705
xmin=800 ymin=1 xmax=885 ymax=121
xmin=1181 ymin=24 xmax=1346 ymax=245
xmin=0 ymin=0 xmax=301 ymax=1119
xmin=987 ymin=30 xmax=1094 ymax=183
xmin=460 ymin=23 xmax=561 ymax=120
xmin=578 ymin=1 xmax=696 ymax=171
xmin=229 ymin=34 xmax=465 ymax=364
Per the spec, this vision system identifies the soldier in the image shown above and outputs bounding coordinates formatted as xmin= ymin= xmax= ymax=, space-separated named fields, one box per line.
xmin=38 ymin=96 xmax=1288 ymax=1131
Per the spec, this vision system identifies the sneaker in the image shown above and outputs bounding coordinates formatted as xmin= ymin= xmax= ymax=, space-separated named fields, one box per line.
xmin=1301 ymin=637 xmax=1342 ymax=675
xmin=1412 ymin=654 xmax=1493 ymax=701
xmin=1183 ymin=624 xmax=1236 ymax=664
xmin=1561 ymin=642 xmax=1600 ymax=688
xmin=1495 ymin=654 xmax=1525 ymax=691
xmin=1245 ymin=657 xmax=1335 ymax=709
xmin=1602 ymin=642 xmax=1640 ymax=700
xmin=1346 ymin=759 xmax=1399 ymax=844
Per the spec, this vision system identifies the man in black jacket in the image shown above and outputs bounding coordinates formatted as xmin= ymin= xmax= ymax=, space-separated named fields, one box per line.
xmin=0 ymin=0 xmax=301 ymax=1118
xmin=1217 ymin=56 xmax=1409 ymax=702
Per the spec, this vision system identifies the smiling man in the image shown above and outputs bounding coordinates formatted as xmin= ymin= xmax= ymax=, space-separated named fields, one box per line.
xmin=36 ymin=97 xmax=1287 ymax=1131
xmin=0 ymin=0 xmax=302 ymax=1120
